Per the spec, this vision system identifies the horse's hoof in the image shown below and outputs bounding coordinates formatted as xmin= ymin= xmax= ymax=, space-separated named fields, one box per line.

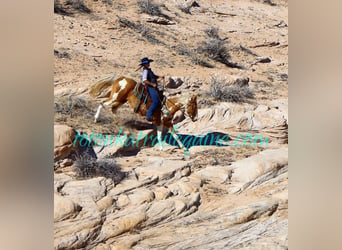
xmin=94 ymin=119 xmax=98 ymax=123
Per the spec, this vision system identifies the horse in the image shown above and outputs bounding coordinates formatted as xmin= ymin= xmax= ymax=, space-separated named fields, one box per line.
xmin=89 ymin=75 xmax=198 ymax=149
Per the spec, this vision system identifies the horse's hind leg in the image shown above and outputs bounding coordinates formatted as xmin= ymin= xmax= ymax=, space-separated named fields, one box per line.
xmin=94 ymin=93 xmax=120 ymax=123
xmin=111 ymin=101 xmax=123 ymax=114
xmin=94 ymin=103 xmax=104 ymax=123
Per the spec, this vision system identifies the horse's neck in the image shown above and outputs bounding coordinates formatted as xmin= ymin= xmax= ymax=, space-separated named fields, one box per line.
xmin=168 ymin=95 xmax=189 ymax=106
xmin=166 ymin=95 xmax=189 ymax=115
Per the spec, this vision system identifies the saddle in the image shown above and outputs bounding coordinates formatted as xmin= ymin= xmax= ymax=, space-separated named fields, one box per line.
xmin=133 ymin=82 xmax=165 ymax=113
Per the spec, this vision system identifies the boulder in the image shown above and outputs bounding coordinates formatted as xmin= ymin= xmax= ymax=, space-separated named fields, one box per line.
xmin=54 ymin=124 xmax=78 ymax=161
xmin=54 ymin=124 xmax=97 ymax=164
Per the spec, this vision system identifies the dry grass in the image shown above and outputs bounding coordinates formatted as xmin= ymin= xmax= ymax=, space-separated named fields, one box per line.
xmin=73 ymin=154 xmax=125 ymax=182
xmin=55 ymin=95 xmax=94 ymax=118
xmin=117 ymin=16 xmax=162 ymax=44
xmin=191 ymin=146 xmax=262 ymax=170
xmin=54 ymin=94 xmax=117 ymax=133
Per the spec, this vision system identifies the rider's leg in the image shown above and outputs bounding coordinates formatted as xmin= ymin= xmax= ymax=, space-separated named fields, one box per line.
xmin=146 ymin=86 xmax=160 ymax=120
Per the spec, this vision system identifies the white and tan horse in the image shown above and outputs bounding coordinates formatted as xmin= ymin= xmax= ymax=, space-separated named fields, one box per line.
xmin=89 ymin=75 xmax=198 ymax=149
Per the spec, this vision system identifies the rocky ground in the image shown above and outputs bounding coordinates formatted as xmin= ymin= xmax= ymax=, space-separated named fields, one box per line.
xmin=54 ymin=0 xmax=288 ymax=249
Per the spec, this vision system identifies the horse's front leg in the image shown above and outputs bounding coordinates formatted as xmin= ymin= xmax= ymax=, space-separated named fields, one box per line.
xmin=169 ymin=126 xmax=184 ymax=149
xmin=157 ymin=125 xmax=164 ymax=150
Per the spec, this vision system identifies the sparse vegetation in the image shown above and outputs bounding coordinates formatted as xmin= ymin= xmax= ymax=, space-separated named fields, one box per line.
xmin=138 ymin=0 xmax=165 ymax=17
xmin=54 ymin=0 xmax=91 ymax=15
xmin=55 ymin=95 xmax=93 ymax=117
xmin=65 ymin=0 xmax=91 ymax=13
xmin=102 ymin=0 xmax=112 ymax=5
xmin=176 ymin=45 xmax=214 ymax=68
xmin=191 ymin=54 xmax=214 ymax=68
xmin=73 ymin=154 xmax=125 ymax=182
xmin=54 ymin=49 xmax=70 ymax=59
xmin=117 ymin=16 xmax=162 ymax=44
xmin=196 ymin=38 xmax=244 ymax=69
xmin=210 ymin=75 xmax=254 ymax=103
xmin=238 ymin=45 xmax=259 ymax=56
xmin=263 ymin=0 xmax=276 ymax=6
xmin=54 ymin=0 xmax=70 ymax=15
xmin=205 ymin=26 xmax=220 ymax=39
xmin=197 ymin=38 xmax=230 ymax=63
xmin=176 ymin=46 xmax=192 ymax=56
xmin=178 ymin=5 xmax=191 ymax=14
xmin=54 ymin=95 xmax=114 ymax=127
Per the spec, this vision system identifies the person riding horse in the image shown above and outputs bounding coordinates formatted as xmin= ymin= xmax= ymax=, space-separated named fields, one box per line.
xmin=140 ymin=57 xmax=164 ymax=121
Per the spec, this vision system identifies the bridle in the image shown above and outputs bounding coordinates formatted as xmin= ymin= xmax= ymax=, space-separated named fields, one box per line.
xmin=159 ymin=77 xmax=196 ymax=120
xmin=164 ymin=97 xmax=191 ymax=119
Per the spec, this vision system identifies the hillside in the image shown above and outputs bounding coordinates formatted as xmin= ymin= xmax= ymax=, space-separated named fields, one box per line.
xmin=54 ymin=0 xmax=288 ymax=249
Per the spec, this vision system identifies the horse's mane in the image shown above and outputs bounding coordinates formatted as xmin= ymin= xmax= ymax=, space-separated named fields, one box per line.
xmin=89 ymin=73 xmax=117 ymax=98
xmin=167 ymin=94 xmax=192 ymax=104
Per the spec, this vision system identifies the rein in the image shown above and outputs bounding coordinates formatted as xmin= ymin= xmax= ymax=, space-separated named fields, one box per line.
xmin=160 ymin=77 xmax=191 ymax=119
xmin=165 ymin=96 xmax=189 ymax=119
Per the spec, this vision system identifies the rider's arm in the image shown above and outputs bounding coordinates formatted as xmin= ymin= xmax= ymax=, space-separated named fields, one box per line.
xmin=142 ymin=69 xmax=157 ymax=88
xmin=143 ymin=80 xmax=157 ymax=88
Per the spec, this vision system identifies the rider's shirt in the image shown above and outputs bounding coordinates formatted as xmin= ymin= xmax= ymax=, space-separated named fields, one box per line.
xmin=142 ymin=68 xmax=158 ymax=85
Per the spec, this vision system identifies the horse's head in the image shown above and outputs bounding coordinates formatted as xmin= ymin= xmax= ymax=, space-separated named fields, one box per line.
xmin=185 ymin=95 xmax=198 ymax=122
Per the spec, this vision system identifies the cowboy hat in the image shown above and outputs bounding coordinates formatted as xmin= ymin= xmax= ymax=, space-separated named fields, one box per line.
xmin=140 ymin=57 xmax=154 ymax=65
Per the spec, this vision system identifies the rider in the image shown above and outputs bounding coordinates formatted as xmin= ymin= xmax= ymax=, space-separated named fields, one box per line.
xmin=140 ymin=57 xmax=164 ymax=121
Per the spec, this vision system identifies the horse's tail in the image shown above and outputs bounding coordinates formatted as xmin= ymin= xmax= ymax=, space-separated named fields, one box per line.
xmin=89 ymin=73 xmax=117 ymax=98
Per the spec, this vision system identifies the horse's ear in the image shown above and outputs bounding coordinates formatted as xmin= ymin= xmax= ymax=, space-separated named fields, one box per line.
xmin=192 ymin=95 xmax=197 ymax=101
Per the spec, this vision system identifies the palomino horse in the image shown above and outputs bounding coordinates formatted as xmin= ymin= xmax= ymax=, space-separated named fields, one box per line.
xmin=90 ymin=76 xmax=198 ymax=149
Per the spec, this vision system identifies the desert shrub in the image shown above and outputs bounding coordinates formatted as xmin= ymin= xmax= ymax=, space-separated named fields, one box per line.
xmin=178 ymin=5 xmax=191 ymax=14
xmin=205 ymin=26 xmax=220 ymax=39
xmin=238 ymin=45 xmax=258 ymax=56
xmin=102 ymin=0 xmax=112 ymax=5
xmin=73 ymin=154 xmax=125 ymax=182
xmin=65 ymin=0 xmax=91 ymax=13
xmin=54 ymin=0 xmax=71 ymax=15
xmin=138 ymin=0 xmax=163 ymax=16
xmin=177 ymin=46 xmax=192 ymax=56
xmin=263 ymin=0 xmax=276 ymax=6
xmin=54 ymin=94 xmax=116 ymax=128
xmin=197 ymin=39 xmax=244 ymax=69
xmin=176 ymin=45 xmax=214 ymax=68
xmin=197 ymin=38 xmax=229 ymax=62
xmin=210 ymin=75 xmax=254 ymax=103
xmin=117 ymin=16 xmax=161 ymax=44
xmin=117 ymin=16 xmax=139 ymax=29
xmin=54 ymin=95 xmax=92 ymax=117
xmin=191 ymin=54 xmax=214 ymax=68
xmin=54 ymin=49 xmax=70 ymax=59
